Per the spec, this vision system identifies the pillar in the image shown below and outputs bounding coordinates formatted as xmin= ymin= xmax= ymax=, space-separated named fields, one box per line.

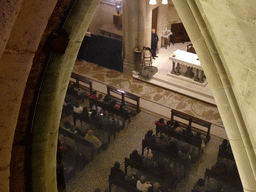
xmin=123 ymin=0 xmax=147 ymax=74
xmin=172 ymin=0 xmax=256 ymax=190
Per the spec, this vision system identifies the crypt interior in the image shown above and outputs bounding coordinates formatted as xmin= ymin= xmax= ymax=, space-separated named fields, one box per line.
xmin=1 ymin=0 xmax=256 ymax=192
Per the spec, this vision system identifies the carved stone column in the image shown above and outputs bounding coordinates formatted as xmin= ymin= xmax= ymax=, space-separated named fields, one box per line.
xmin=123 ymin=0 xmax=147 ymax=74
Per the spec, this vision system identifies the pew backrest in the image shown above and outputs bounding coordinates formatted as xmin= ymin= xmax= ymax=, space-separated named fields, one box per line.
xmin=71 ymin=72 xmax=93 ymax=94
xmin=170 ymin=109 xmax=212 ymax=142
xmin=204 ymin=168 xmax=243 ymax=191
xmin=107 ymin=85 xmax=141 ymax=113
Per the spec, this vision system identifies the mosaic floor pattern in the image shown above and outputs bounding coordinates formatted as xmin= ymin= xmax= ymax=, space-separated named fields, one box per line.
xmin=73 ymin=60 xmax=223 ymax=127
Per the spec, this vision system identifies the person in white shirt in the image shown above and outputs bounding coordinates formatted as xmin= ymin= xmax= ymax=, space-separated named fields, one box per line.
xmin=73 ymin=102 xmax=83 ymax=114
xmin=136 ymin=176 xmax=152 ymax=192
xmin=84 ymin=130 xmax=102 ymax=150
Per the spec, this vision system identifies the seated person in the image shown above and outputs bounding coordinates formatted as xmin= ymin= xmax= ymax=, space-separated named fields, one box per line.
xmin=163 ymin=120 xmax=173 ymax=130
xmin=103 ymin=95 xmax=112 ymax=105
xmin=90 ymin=90 xmax=98 ymax=100
xmin=154 ymin=118 xmax=165 ymax=127
xmin=155 ymin=133 xmax=169 ymax=148
xmin=62 ymin=98 xmax=73 ymax=116
xmin=110 ymin=100 xmax=120 ymax=110
xmin=130 ymin=150 xmax=143 ymax=165
xmin=119 ymin=103 xmax=135 ymax=117
xmin=73 ymin=84 xmax=88 ymax=101
xmin=166 ymin=140 xmax=179 ymax=156
xmin=178 ymin=144 xmax=192 ymax=167
xmin=148 ymin=182 xmax=162 ymax=192
xmin=125 ymin=167 xmax=137 ymax=187
xmin=73 ymin=126 xmax=84 ymax=137
xmin=73 ymin=102 xmax=83 ymax=114
xmin=63 ymin=120 xmax=73 ymax=131
xmin=73 ymin=102 xmax=84 ymax=126
xmin=173 ymin=121 xmax=183 ymax=133
xmin=191 ymin=178 xmax=206 ymax=192
xmin=143 ymin=153 xmax=158 ymax=170
xmin=211 ymin=161 xmax=227 ymax=175
xmin=136 ymin=176 xmax=152 ymax=192
xmin=219 ymin=139 xmax=232 ymax=156
xmin=99 ymin=110 xmax=117 ymax=131
xmin=110 ymin=162 xmax=125 ymax=180
xmin=97 ymin=94 xmax=103 ymax=102
xmin=183 ymin=126 xmax=194 ymax=137
xmin=144 ymin=130 xmax=156 ymax=143
xmin=84 ymin=129 xmax=102 ymax=150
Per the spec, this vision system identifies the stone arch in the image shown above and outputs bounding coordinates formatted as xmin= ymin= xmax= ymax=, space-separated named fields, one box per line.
xmin=1 ymin=0 xmax=256 ymax=192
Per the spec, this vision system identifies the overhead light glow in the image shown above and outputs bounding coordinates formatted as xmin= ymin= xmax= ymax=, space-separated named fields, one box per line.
xmin=162 ymin=0 xmax=168 ymax=4
xmin=149 ymin=0 xmax=157 ymax=5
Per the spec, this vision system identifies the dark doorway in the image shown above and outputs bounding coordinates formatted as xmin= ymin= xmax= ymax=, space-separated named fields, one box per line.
xmin=152 ymin=7 xmax=158 ymax=31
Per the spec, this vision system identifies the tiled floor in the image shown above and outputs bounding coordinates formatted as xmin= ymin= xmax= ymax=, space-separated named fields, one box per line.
xmin=63 ymin=107 xmax=223 ymax=192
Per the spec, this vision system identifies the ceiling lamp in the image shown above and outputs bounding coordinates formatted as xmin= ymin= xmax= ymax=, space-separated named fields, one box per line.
xmin=149 ymin=0 xmax=157 ymax=5
xmin=162 ymin=0 xmax=168 ymax=4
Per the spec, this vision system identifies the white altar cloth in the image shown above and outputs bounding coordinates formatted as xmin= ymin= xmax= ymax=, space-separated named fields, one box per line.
xmin=169 ymin=49 xmax=201 ymax=70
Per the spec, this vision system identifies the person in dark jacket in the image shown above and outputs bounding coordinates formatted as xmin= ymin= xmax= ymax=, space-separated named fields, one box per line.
xmin=130 ymin=150 xmax=143 ymax=165
xmin=110 ymin=162 xmax=125 ymax=180
xmin=151 ymin=28 xmax=159 ymax=59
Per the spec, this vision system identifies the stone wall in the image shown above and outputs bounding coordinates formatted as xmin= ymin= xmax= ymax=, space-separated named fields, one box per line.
xmin=1 ymin=0 xmax=256 ymax=191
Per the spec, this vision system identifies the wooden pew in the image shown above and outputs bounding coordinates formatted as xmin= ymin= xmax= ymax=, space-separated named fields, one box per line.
xmin=141 ymin=139 xmax=188 ymax=169
xmin=71 ymin=72 xmax=93 ymax=94
xmin=156 ymin=126 xmax=202 ymax=158
xmin=170 ymin=109 xmax=212 ymax=142
xmin=59 ymin=126 xmax=94 ymax=159
xmin=90 ymin=99 xmax=129 ymax=123
xmin=204 ymin=169 xmax=243 ymax=191
xmin=108 ymin=175 xmax=142 ymax=192
xmin=107 ymin=85 xmax=141 ymax=113
xmin=124 ymin=158 xmax=178 ymax=190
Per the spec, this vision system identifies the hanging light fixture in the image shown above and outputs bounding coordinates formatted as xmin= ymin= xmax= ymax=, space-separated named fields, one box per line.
xmin=149 ymin=0 xmax=157 ymax=5
xmin=162 ymin=0 xmax=168 ymax=4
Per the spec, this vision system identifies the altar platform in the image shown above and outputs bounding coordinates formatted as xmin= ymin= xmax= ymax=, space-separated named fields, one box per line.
xmin=132 ymin=42 xmax=216 ymax=105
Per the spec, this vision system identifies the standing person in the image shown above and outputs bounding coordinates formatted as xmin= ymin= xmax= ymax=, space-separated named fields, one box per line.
xmin=151 ymin=28 xmax=159 ymax=59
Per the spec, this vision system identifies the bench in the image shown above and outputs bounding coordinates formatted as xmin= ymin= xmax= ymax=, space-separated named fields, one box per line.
xmin=156 ymin=126 xmax=202 ymax=158
xmin=124 ymin=158 xmax=178 ymax=190
xmin=107 ymin=85 xmax=141 ymax=114
xmin=90 ymin=99 xmax=129 ymax=129
xmin=59 ymin=126 xmax=94 ymax=160
xmin=66 ymin=73 xmax=93 ymax=103
xmin=71 ymin=72 xmax=93 ymax=94
xmin=204 ymin=168 xmax=243 ymax=191
xmin=141 ymin=139 xmax=188 ymax=169
xmin=170 ymin=109 xmax=212 ymax=142
xmin=108 ymin=175 xmax=142 ymax=192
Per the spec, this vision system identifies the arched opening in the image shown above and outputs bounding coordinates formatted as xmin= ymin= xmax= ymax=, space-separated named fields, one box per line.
xmin=4 ymin=0 xmax=256 ymax=191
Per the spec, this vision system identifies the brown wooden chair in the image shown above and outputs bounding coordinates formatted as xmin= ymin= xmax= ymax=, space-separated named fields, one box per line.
xmin=187 ymin=43 xmax=196 ymax=54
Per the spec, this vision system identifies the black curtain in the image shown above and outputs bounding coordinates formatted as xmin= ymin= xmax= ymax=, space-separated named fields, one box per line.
xmin=77 ymin=34 xmax=123 ymax=72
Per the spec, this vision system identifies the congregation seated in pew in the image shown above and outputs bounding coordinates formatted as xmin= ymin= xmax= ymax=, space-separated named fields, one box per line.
xmin=130 ymin=150 xmax=144 ymax=165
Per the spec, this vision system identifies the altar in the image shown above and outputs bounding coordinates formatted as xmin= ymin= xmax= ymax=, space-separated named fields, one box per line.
xmin=169 ymin=49 xmax=205 ymax=83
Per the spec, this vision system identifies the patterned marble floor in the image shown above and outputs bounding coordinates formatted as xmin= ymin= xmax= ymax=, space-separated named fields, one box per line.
xmin=73 ymin=61 xmax=222 ymax=127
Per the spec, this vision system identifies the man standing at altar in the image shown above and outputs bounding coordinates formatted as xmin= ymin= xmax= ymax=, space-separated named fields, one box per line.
xmin=151 ymin=28 xmax=159 ymax=59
